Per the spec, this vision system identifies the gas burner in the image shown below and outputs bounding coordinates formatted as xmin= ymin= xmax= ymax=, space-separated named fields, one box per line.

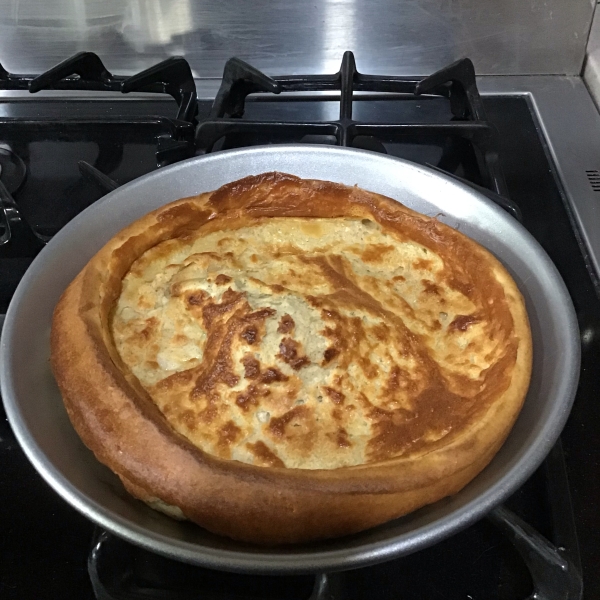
xmin=0 ymin=147 xmax=26 ymax=195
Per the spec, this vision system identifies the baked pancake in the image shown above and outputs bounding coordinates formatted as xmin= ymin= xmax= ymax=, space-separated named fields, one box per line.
xmin=50 ymin=172 xmax=532 ymax=544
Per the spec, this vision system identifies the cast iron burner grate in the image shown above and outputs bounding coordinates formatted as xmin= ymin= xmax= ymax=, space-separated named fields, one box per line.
xmin=0 ymin=52 xmax=198 ymax=167
xmin=1 ymin=52 xmax=201 ymax=257
xmin=196 ymin=51 xmax=520 ymax=220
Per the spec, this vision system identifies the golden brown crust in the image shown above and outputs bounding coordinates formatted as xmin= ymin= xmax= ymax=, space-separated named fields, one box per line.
xmin=50 ymin=172 xmax=532 ymax=545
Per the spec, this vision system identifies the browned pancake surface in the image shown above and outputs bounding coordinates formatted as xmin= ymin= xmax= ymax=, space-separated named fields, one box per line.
xmin=110 ymin=174 xmax=522 ymax=470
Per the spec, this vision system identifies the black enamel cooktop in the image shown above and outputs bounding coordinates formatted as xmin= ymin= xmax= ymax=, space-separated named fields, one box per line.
xmin=1 ymin=55 xmax=598 ymax=599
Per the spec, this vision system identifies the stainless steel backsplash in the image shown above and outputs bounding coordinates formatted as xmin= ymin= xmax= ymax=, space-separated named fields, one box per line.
xmin=0 ymin=0 xmax=594 ymax=77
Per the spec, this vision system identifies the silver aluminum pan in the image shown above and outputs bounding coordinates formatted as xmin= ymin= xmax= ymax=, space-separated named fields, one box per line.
xmin=0 ymin=145 xmax=580 ymax=573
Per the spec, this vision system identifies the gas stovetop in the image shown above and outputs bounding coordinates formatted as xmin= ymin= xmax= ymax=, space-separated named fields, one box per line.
xmin=1 ymin=53 xmax=599 ymax=600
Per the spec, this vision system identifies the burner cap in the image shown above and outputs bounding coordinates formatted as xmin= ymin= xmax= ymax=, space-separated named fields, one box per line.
xmin=0 ymin=147 xmax=26 ymax=195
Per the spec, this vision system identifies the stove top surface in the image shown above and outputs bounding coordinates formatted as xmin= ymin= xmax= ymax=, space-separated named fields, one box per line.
xmin=0 ymin=62 xmax=599 ymax=599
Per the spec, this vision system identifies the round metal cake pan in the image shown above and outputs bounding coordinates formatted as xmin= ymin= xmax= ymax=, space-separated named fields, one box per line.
xmin=0 ymin=145 xmax=580 ymax=573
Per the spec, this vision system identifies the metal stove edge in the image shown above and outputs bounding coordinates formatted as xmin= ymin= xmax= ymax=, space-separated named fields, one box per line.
xmin=479 ymin=76 xmax=600 ymax=293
